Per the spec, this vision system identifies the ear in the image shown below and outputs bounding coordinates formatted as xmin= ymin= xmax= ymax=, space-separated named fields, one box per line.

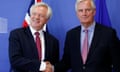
xmin=93 ymin=8 xmax=96 ymax=16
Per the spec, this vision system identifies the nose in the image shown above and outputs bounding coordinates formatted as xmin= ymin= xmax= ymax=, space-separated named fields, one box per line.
xmin=33 ymin=13 xmax=40 ymax=20
xmin=82 ymin=10 xmax=87 ymax=16
xmin=35 ymin=14 xmax=40 ymax=19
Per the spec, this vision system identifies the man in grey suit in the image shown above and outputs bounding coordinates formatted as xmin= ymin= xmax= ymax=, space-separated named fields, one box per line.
xmin=9 ymin=2 xmax=59 ymax=72
xmin=55 ymin=0 xmax=120 ymax=72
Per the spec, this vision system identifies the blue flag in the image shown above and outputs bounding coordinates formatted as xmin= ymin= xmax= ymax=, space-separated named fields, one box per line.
xmin=95 ymin=0 xmax=111 ymax=27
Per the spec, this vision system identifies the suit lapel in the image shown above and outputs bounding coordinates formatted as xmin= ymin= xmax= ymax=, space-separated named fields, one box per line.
xmin=73 ymin=26 xmax=83 ymax=64
xmin=79 ymin=27 xmax=83 ymax=63
xmin=86 ymin=24 xmax=102 ymax=63
xmin=43 ymin=31 xmax=50 ymax=60
xmin=24 ymin=27 xmax=39 ymax=59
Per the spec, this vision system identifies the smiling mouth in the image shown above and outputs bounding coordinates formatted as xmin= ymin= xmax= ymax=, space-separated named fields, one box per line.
xmin=33 ymin=20 xmax=40 ymax=23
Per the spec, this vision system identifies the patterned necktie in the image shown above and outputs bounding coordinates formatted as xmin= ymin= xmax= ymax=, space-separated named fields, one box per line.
xmin=82 ymin=29 xmax=88 ymax=64
xmin=35 ymin=32 xmax=42 ymax=60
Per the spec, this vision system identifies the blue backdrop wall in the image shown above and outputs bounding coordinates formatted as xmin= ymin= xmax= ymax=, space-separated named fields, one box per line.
xmin=0 ymin=0 xmax=120 ymax=72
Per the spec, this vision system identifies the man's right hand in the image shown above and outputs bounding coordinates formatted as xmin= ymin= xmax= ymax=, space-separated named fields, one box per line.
xmin=43 ymin=61 xmax=53 ymax=72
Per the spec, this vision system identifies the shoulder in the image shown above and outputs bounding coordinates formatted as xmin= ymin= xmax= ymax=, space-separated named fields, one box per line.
xmin=95 ymin=23 xmax=117 ymax=40
xmin=9 ymin=27 xmax=29 ymax=38
xmin=96 ymin=23 xmax=116 ymax=33
xmin=43 ymin=31 xmax=58 ymax=41
xmin=10 ymin=27 xmax=26 ymax=34
xmin=67 ymin=25 xmax=81 ymax=35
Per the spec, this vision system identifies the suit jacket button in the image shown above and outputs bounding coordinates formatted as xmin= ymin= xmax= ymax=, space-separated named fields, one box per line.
xmin=83 ymin=66 xmax=86 ymax=69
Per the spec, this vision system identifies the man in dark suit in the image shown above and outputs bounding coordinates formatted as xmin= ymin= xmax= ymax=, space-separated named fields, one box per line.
xmin=9 ymin=2 xmax=59 ymax=72
xmin=55 ymin=0 xmax=120 ymax=72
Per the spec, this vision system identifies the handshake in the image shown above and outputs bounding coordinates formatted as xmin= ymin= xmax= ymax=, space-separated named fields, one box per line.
xmin=42 ymin=61 xmax=54 ymax=72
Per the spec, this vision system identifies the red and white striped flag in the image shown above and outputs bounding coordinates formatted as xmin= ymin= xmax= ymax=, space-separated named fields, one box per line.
xmin=22 ymin=0 xmax=42 ymax=27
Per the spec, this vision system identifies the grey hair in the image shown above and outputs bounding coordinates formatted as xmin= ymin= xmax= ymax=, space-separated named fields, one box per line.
xmin=75 ymin=0 xmax=96 ymax=12
xmin=30 ymin=2 xmax=52 ymax=19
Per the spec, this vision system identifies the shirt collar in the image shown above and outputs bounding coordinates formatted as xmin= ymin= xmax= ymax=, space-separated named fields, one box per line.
xmin=81 ymin=21 xmax=96 ymax=32
xmin=29 ymin=26 xmax=43 ymax=36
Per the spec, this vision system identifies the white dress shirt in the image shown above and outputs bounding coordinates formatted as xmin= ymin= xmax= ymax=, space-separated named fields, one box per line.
xmin=29 ymin=26 xmax=46 ymax=71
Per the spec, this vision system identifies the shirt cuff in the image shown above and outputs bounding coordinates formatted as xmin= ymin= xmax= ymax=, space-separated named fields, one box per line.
xmin=39 ymin=61 xmax=46 ymax=71
xmin=52 ymin=65 xmax=54 ymax=72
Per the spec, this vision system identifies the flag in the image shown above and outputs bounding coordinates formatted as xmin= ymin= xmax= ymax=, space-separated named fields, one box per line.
xmin=22 ymin=0 xmax=42 ymax=27
xmin=95 ymin=0 xmax=111 ymax=27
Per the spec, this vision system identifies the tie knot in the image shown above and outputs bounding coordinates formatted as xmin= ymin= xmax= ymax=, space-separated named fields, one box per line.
xmin=83 ymin=29 xmax=88 ymax=33
xmin=35 ymin=32 xmax=40 ymax=36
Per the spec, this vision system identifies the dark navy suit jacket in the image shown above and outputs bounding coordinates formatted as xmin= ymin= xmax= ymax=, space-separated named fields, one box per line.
xmin=9 ymin=27 xmax=59 ymax=72
xmin=55 ymin=23 xmax=120 ymax=72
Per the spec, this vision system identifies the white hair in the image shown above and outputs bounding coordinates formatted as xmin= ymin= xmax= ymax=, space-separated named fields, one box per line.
xmin=30 ymin=2 xmax=52 ymax=19
xmin=75 ymin=0 xmax=96 ymax=12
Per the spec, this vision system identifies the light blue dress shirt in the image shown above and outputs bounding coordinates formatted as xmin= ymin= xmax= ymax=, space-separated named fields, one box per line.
xmin=81 ymin=21 xmax=96 ymax=51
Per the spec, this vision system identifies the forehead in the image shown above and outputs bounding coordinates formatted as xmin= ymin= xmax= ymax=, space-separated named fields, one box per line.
xmin=77 ymin=1 xmax=92 ymax=9
xmin=34 ymin=5 xmax=47 ymax=10
xmin=31 ymin=4 xmax=48 ymax=11
xmin=32 ymin=6 xmax=48 ymax=13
